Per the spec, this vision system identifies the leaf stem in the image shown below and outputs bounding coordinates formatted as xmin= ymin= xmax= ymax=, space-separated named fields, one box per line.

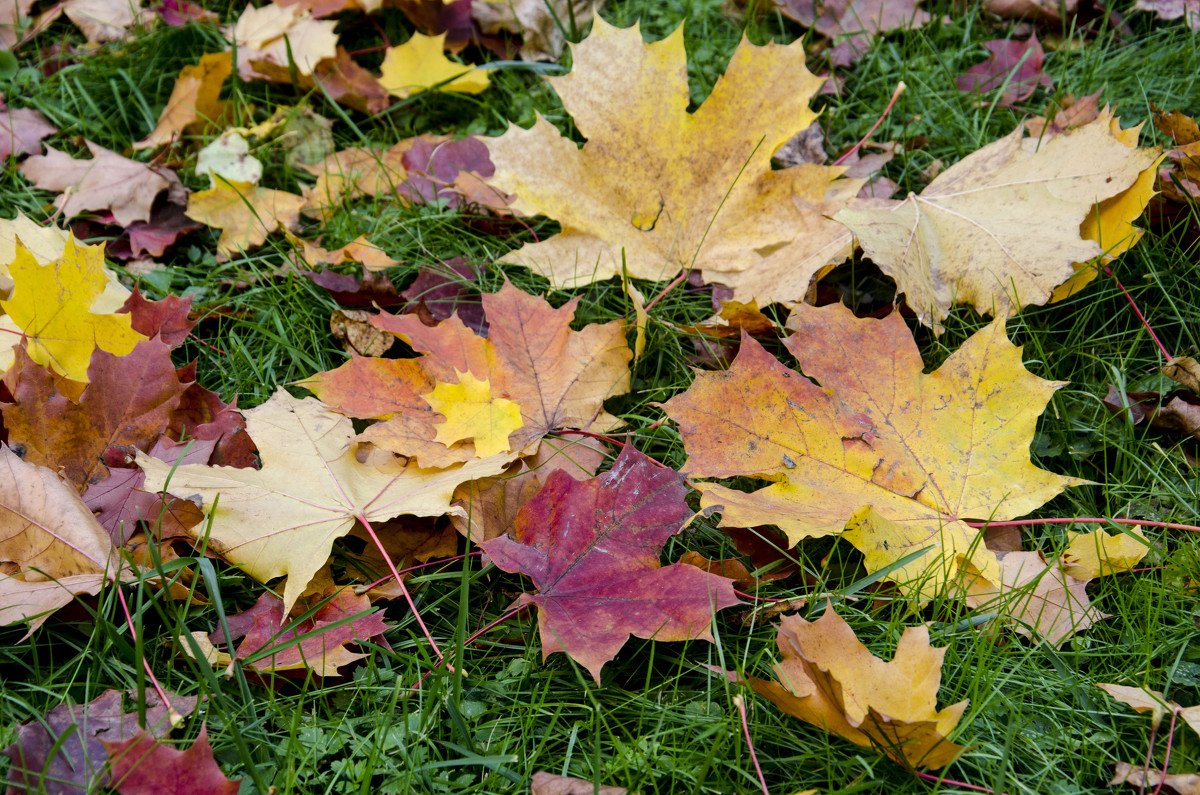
xmin=112 ymin=578 xmax=178 ymax=724
xmin=357 ymin=551 xmax=482 ymax=594
xmin=734 ymin=695 xmax=769 ymax=795
xmin=832 ymin=81 xmax=907 ymax=167
xmin=966 ymin=517 xmax=1200 ymax=533
xmin=908 ymin=770 xmax=1009 ymax=795
xmin=1103 ymin=265 xmax=1173 ymax=362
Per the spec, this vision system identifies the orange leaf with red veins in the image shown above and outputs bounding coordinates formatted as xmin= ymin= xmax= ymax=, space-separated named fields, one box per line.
xmin=481 ymin=446 xmax=740 ymax=683
xmin=662 ymin=302 xmax=1084 ymax=601
xmin=204 ymin=587 xmax=388 ymax=676
xmin=103 ymin=726 xmax=240 ymax=795
xmin=726 ymin=608 xmax=967 ymax=769
xmin=3 ymin=339 xmax=185 ymax=490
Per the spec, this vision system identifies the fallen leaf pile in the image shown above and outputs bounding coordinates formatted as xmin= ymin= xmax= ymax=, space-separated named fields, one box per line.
xmin=0 ymin=3 xmax=1195 ymax=790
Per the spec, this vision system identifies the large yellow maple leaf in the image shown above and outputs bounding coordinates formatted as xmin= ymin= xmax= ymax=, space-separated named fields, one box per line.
xmin=486 ymin=18 xmax=856 ymax=291
xmin=663 ymin=302 xmax=1084 ymax=600
xmin=137 ymin=389 xmax=514 ymax=615
xmin=834 ymin=112 xmax=1161 ymax=331
xmin=0 ymin=236 xmax=144 ymax=383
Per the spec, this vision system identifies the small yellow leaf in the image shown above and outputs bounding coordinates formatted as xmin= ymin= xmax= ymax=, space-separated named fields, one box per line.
xmin=0 ymin=236 xmax=145 ymax=383
xmin=1063 ymin=525 xmax=1150 ymax=580
xmin=425 ymin=370 xmax=525 ymax=458
xmin=379 ymin=32 xmax=490 ymax=99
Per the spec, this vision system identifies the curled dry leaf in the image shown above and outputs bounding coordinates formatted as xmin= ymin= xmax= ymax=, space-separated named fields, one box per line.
xmin=330 ymin=309 xmax=394 ymax=357
xmin=134 ymin=52 xmax=231 ymax=150
xmin=663 ymin=302 xmax=1083 ymax=601
xmin=727 ymin=608 xmax=967 ymax=769
xmin=137 ymin=388 xmax=514 ymax=615
xmin=481 ymin=445 xmax=740 ymax=683
xmin=487 ymin=18 xmax=858 ymax=295
xmin=834 ymin=112 xmax=1161 ymax=330
xmin=0 ymin=445 xmax=122 ymax=633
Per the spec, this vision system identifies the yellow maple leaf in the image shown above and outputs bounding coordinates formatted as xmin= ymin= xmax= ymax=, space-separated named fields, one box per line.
xmin=485 ymin=18 xmax=857 ymax=291
xmin=379 ymin=32 xmax=489 ymax=99
xmin=185 ymin=180 xmax=306 ymax=259
xmin=0 ymin=236 xmax=145 ymax=383
xmin=424 ymin=370 xmax=525 ymax=458
xmin=1062 ymin=525 xmax=1150 ymax=580
xmin=663 ymin=302 xmax=1085 ymax=601
xmin=834 ymin=112 xmax=1162 ymax=331
xmin=729 ymin=608 xmax=968 ymax=768
xmin=137 ymin=389 xmax=515 ymax=615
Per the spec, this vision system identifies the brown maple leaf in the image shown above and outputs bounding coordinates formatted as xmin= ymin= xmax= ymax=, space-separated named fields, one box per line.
xmin=20 ymin=142 xmax=173 ymax=226
xmin=0 ymin=101 xmax=56 ymax=160
xmin=481 ymin=445 xmax=740 ymax=683
xmin=663 ymin=302 xmax=1084 ymax=601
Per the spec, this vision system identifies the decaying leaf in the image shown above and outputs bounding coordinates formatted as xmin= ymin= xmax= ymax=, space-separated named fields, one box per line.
xmin=663 ymin=302 xmax=1083 ymax=601
xmin=471 ymin=0 xmax=603 ymax=61
xmin=487 ymin=18 xmax=857 ymax=293
xmin=834 ymin=112 xmax=1161 ymax=330
xmin=137 ymin=388 xmax=514 ymax=615
xmin=378 ymin=32 xmax=489 ymax=98
xmin=482 ymin=446 xmax=740 ymax=683
xmin=729 ymin=608 xmax=967 ymax=768
xmin=330 ymin=309 xmax=394 ymax=357
xmin=959 ymin=550 xmax=1104 ymax=645
xmin=21 ymin=142 xmax=172 ymax=227
xmin=1 ymin=236 xmax=146 ymax=383
xmin=185 ymin=180 xmax=305 ymax=259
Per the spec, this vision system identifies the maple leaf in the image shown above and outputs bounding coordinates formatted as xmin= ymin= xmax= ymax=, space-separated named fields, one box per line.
xmin=530 ymin=772 xmax=628 ymax=795
xmin=1097 ymin=684 xmax=1200 ymax=739
xmin=231 ymin=3 xmax=338 ymax=79
xmin=663 ymin=302 xmax=1083 ymax=601
xmin=288 ymin=232 xmax=397 ymax=272
xmin=0 ymin=445 xmax=121 ymax=633
xmin=2 ymin=689 xmax=197 ymax=795
xmin=20 ymin=142 xmax=172 ymax=226
xmin=250 ymin=48 xmax=391 ymax=115
xmin=198 ymin=587 xmax=389 ymax=676
xmin=185 ymin=180 xmax=305 ymax=259
xmin=2 ymin=339 xmax=184 ymax=490
xmin=424 ymin=370 xmax=525 ymax=458
xmin=137 ymin=388 xmax=514 ymax=615
xmin=378 ymin=32 xmax=490 ymax=98
xmin=103 ymin=726 xmax=240 ymax=795
xmin=1062 ymin=525 xmax=1149 ymax=580
xmin=486 ymin=18 xmax=857 ymax=291
xmin=775 ymin=0 xmax=933 ymax=67
xmin=63 ymin=0 xmax=141 ymax=43
xmin=305 ymin=281 xmax=631 ymax=465
xmin=1110 ymin=764 xmax=1200 ymax=795
xmin=301 ymin=142 xmax=410 ymax=217
xmin=956 ymin=35 xmax=1053 ymax=107
xmin=833 ymin=113 xmax=1161 ymax=330
xmin=470 ymin=0 xmax=601 ymax=61
xmin=134 ymin=52 xmax=231 ymax=150
xmin=1 ymin=236 xmax=146 ymax=383
xmin=1133 ymin=0 xmax=1200 ymax=29
xmin=959 ymin=550 xmax=1104 ymax=645
xmin=727 ymin=608 xmax=967 ymax=768
xmin=401 ymin=258 xmax=487 ymax=331
xmin=0 ymin=101 xmax=56 ymax=160
xmin=481 ymin=445 xmax=740 ymax=683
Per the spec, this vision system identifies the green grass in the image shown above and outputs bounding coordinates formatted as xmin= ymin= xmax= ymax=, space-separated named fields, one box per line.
xmin=3 ymin=1 xmax=1200 ymax=793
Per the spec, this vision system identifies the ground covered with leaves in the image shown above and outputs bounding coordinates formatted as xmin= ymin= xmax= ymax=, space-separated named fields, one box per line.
xmin=1 ymin=0 xmax=1199 ymax=792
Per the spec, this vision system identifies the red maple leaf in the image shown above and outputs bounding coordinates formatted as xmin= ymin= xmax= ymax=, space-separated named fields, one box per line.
xmin=481 ymin=446 xmax=740 ymax=683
